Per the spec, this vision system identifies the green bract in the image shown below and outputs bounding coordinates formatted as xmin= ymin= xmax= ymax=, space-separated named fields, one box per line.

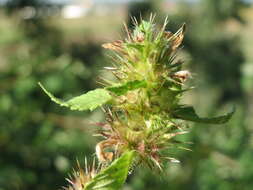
xmin=40 ymin=17 xmax=234 ymax=190
xmin=85 ymin=151 xmax=134 ymax=190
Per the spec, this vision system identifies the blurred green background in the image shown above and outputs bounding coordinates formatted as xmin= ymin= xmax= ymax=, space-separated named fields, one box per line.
xmin=0 ymin=0 xmax=253 ymax=189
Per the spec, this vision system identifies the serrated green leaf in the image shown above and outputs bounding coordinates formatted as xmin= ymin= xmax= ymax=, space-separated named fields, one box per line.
xmin=173 ymin=105 xmax=235 ymax=124
xmin=39 ymin=82 xmax=112 ymax=111
xmin=85 ymin=151 xmax=134 ymax=190
xmin=106 ymin=80 xmax=146 ymax=96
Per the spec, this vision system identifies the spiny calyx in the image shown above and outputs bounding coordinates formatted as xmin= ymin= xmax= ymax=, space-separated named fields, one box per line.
xmin=96 ymin=18 xmax=233 ymax=169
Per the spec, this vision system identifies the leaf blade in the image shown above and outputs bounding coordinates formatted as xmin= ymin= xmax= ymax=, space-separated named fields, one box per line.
xmin=173 ymin=105 xmax=235 ymax=124
xmin=39 ymin=82 xmax=112 ymax=111
xmin=85 ymin=151 xmax=134 ymax=190
xmin=106 ymin=80 xmax=146 ymax=96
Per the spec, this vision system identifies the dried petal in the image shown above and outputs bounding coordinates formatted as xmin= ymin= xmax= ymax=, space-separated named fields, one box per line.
xmin=164 ymin=31 xmax=173 ymax=39
xmin=172 ymin=70 xmax=191 ymax=82
xmin=171 ymin=24 xmax=186 ymax=51
xmin=96 ymin=139 xmax=118 ymax=162
xmin=102 ymin=40 xmax=123 ymax=52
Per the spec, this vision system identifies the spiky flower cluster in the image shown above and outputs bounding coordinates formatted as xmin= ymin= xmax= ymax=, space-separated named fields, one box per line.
xmin=63 ymin=159 xmax=98 ymax=190
xmin=40 ymin=16 xmax=234 ymax=189
xmin=97 ymin=17 xmax=190 ymax=169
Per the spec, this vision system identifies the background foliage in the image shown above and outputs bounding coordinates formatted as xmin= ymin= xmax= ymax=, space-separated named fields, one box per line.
xmin=0 ymin=0 xmax=253 ymax=189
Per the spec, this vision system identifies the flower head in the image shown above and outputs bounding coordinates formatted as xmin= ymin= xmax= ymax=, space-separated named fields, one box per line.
xmin=63 ymin=159 xmax=99 ymax=190
xmin=96 ymin=18 xmax=191 ymax=170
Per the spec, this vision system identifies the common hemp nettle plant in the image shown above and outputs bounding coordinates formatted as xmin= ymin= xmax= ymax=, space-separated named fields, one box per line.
xmin=39 ymin=16 xmax=234 ymax=190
